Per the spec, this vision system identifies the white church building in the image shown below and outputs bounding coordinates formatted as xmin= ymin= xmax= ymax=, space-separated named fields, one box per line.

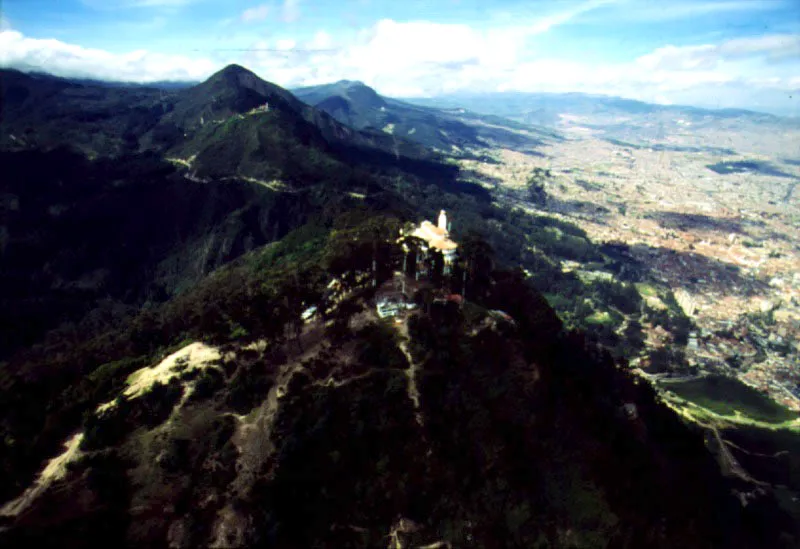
xmin=409 ymin=210 xmax=458 ymax=266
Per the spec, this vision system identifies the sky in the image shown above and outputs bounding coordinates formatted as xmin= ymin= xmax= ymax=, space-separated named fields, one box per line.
xmin=1 ymin=0 xmax=799 ymax=114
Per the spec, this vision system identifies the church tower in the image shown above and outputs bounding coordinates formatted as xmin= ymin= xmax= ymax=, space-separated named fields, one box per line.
xmin=438 ymin=210 xmax=448 ymax=232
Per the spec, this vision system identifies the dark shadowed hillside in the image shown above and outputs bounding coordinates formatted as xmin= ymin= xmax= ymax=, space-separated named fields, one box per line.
xmin=0 ymin=222 xmax=793 ymax=547
xmin=0 ymin=65 xmax=434 ymax=165
xmin=0 ymin=65 xmax=467 ymax=359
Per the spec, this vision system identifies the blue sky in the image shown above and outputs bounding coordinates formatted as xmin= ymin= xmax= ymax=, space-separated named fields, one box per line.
xmin=1 ymin=0 xmax=798 ymax=114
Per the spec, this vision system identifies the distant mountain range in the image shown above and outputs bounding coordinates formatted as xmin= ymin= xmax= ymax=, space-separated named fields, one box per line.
xmin=6 ymin=64 xmax=795 ymax=152
xmin=0 ymin=65 xmax=440 ymax=170
xmin=292 ymin=80 xmax=557 ymax=154
xmin=402 ymin=91 xmax=791 ymax=125
xmin=3 ymin=63 xmax=197 ymax=90
xmin=2 ymin=67 xmax=558 ymax=157
xmin=401 ymin=91 xmax=798 ymax=147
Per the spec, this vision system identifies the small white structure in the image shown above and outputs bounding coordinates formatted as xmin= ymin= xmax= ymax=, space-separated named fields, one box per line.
xmin=301 ymin=305 xmax=318 ymax=323
xmin=376 ymin=297 xmax=415 ymax=319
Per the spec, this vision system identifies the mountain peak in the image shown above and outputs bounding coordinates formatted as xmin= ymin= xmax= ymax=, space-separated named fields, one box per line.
xmin=153 ymin=64 xmax=309 ymax=135
xmin=336 ymin=79 xmax=367 ymax=88
xmin=219 ymin=63 xmax=252 ymax=75
xmin=336 ymin=80 xmax=386 ymax=109
xmin=205 ymin=64 xmax=263 ymax=88
xmin=188 ymin=64 xmax=301 ymax=115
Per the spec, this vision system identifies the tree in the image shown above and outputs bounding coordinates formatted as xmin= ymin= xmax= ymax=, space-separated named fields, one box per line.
xmin=526 ymin=167 xmax=551 ymax=207
xmin=399 ymin=235 xmax=426 ymax=279
xmin=458 ymin=233 xmax=495 ymax=301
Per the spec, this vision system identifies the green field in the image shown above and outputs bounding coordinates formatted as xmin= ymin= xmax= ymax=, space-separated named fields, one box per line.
xmin=665 ymin=375 xmax=798 ymax=425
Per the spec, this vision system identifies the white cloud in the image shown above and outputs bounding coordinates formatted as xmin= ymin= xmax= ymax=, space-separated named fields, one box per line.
xmin=719 ymin=34 xmax=800 ymax=61
xmin=276 ymin=38 xmax=296 ymax=51
xmin=0 ymin=29 xmax=216 ymax=82
xmin=302 ymin=21 xmax=799 ymax=112
xmin=636 ymin=34 xmax=800 ymax=72
xmin=636 ymin=44 xmax=719 ymax=71
xmin=282 ymin=0 xmax=301 ymax=23
xmin=356 ymin=20 xmax=480 ymax=67
xmin=308 ymin=31 xmax=333 ymax=50
xmin=241 ymin=4 xmax=269 ymax=23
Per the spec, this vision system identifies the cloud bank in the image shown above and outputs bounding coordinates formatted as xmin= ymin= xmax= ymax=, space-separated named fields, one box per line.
xmin=0 ymin=29 xmax=216 ymax=82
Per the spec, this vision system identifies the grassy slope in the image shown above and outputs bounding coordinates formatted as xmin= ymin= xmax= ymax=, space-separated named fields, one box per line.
xmin=665 ymin=375 xmax=798 ymax=425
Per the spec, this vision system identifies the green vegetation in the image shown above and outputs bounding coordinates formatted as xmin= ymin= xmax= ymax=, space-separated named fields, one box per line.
xmin=585 ymin=310 xmax=614 ymax=325
xmin=666 ymin=375 xmax=798 ymax=424
xmin=664 ymin=385 xmax=800 ymax=528
xmin=635 ymin=282 xmax=658 ymax=298
xmin=82 ymin=379 xmax=184 ymax=451
xmin=179 ymin=108 xmax=341 ymax=184
xmin=355 ymin=321 xmax=408 ymax=370
xmin=643 ymin=288 xmax=693 ymax=346
xmin=225 ymin=355 xmax=278 ymax=414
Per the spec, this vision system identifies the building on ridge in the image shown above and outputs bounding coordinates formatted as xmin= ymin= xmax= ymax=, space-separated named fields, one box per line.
xmin=407 ymin=209 xmax=458 ymax=269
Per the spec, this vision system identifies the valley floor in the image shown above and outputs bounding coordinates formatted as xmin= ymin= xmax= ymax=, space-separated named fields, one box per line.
xmin=460 ymin=130 xmax=800 ymax=412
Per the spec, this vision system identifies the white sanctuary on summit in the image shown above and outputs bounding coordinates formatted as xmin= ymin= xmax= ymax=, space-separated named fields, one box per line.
xmin=410 ymin=210 xmax=458 ymax=265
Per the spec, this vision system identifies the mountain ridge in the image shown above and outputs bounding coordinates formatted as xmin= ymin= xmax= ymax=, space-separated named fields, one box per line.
xmin=293 ymin=80 xmax=556 ymax=154
xmin=0 ymin=64 xmax=461 ymax=360
xmin=400 ymin=90 xmax=794 ymax=121
xmin=5 ymin=64 xmax=794 ymax=118
xmin=0 ymin=65 xmax=439 ymax=172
